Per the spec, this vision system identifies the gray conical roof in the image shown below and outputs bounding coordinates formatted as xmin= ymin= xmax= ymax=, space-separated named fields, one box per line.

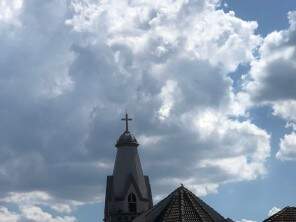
xmin=136 ymin=185 xmax=227 ymax=222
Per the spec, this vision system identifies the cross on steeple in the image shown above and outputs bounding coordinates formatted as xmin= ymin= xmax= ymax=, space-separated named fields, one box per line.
xmin=121 ymin=113 xmax=132 ymax=132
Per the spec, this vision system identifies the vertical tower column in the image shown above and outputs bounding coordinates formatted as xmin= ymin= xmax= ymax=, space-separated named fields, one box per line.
xmin=104 ymin=113 xmax=153 ymax=222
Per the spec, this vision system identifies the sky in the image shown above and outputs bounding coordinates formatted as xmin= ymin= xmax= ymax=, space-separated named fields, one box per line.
xmin=0 ymin=0 xmax=296 ymax=222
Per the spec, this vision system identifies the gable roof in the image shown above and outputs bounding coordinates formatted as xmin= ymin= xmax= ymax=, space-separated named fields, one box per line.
xmin=264 ymin=207 xmax=296 ymax=222
xmin=136 ymin=185 xmax=227 ymax=222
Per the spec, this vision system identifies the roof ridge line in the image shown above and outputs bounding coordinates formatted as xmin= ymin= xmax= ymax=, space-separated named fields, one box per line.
xmin=185 ymin=188 xmax=217 ymax=222
xmin=143 ymin=188 xmax=176 ymax=216
xmin=184 ymin=188 xmax=206 ymax=222
xmin=180 ymin=188 xmax=185 ymax=222
xmin=264 ymin=206 xmax=291 ymax=221
xmin=162 ymin=191 xmax=178 ymax=220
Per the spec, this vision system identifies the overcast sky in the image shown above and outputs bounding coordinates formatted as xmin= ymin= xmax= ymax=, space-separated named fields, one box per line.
xmin=0 ymin=0 xmax=296 ymax=221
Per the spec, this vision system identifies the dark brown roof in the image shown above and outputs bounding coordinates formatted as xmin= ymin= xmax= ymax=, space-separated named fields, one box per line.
xmin=138 ymin=185 xmax=227 ymax=222
xmin=263 ymin=207 xmax=296 ymax=222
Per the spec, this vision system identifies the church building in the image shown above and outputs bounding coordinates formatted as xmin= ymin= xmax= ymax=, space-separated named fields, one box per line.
xmin=104 ymin=113 xmax=153 ymax=222
xmin=103 ymin=114 xmax=295 ymax=222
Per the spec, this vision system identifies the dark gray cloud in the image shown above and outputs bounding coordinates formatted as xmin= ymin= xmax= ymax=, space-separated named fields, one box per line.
xmin=245 ymin=11 xmax=296 ymax=161
xmin=247 ymin=29 xmax=296 ymax=102
xmin=0 ymin=1 xmax=270 ymax=215
xmin=257 ymin=58 xmax=296 ymax=101
xmin=247 ymin=12 xmax=296 ymax=102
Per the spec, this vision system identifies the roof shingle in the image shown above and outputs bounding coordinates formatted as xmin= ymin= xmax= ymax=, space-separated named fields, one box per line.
xmin=264 ymin=207 xmax=296 ymax=222
xmin=136 ymin=185 xmax=228 ymax=222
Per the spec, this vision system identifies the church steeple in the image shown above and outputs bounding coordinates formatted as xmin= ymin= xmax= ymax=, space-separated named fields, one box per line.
xmin=116 ymin=113 xmax=139 ymax=148
xmin=104 ymin=113 xmax=153 ymax=222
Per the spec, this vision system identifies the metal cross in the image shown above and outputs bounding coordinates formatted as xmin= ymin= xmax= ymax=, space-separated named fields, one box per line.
xmin=121 ymin=113 xmax=132 ymax=132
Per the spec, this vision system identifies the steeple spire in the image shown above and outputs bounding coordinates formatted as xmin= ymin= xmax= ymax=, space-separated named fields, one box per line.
xmin=116 ymin=113 xmax=138 ymax=147
xmin=104 ymin=114 xmax=153 ymax=222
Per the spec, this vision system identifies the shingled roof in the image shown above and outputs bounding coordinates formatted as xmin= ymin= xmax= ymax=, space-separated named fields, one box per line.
xmin=134 ymin=185 xmax=229 ymax=222
xmin=263 ymin=207 xmax=296 ymax=222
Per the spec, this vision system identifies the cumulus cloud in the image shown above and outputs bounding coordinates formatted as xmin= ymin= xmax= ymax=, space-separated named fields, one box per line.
xmin=0 ymin=0 xmax=23 ymax=25
xmin=0 ymin=192 xmax=80 ymax=222
xmin=245 ymin=11 xmax=296 ymax=116
xmin=0 ymin=0 xmax=271 ymax=219
xmin=276 ymin=132 xmax=296 ymax=160
xmin=20 ymin=206 xmax=77 ymax=222
xmin=244 ymin=11 xmax=296 ymax=161
xmin=0 ymin=206 xmax=77 ymax=222
xmin=0 ymin=191 xmax=82 ymax=214
xmin=0 ymin=207 xmax=20 ymax=222
xmin=272 ymin=100 xmax=296 ymax=123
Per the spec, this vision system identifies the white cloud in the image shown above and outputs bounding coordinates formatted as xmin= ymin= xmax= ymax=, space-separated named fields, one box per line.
xmin=194 ymin=111 xmax=270 ymax=181
xmin=242 ymin=11 xmax=296 ymax=161
xmin=66 ymin=0 xmax=260 ymax=73
xmin=158 ymin=80 xmax=179 ymax=120
xmin=20 ymin=206 xmax=77 ymax=222
xmin=237 ymin=219 xmax=256 ymax=222
xmin=0 ymin=206 xmax=77 ymax=222
xmin=0 ymin=207 xmax=20 ymax=222
xmin=138 ymin=135 xmax=163 ymax=147
xmin=0 ymin=0 xmax=23 ymax=25
xmin=288 ymin=11 xmax=296 ymax=30
xmin=0 ymin=0 xmax=271 ymax=216
xmin=277 ymin=132 xmax=296 ymax=160
xmin=273 ymin=100 xmax=296 ymax=122
xmin=245 ymin=10 xmax=296 ymax=121
xmin=1 ymin=191 xmax=82 ymax=214
xmin=145 ymin=109 xmax=270 ymax=197
xmin=268 ymin=206 xmax=281 ymax=217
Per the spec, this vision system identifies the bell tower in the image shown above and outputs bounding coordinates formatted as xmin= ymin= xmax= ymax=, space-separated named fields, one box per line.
xmin=104 ymin=113 xmax=153 ymax=222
